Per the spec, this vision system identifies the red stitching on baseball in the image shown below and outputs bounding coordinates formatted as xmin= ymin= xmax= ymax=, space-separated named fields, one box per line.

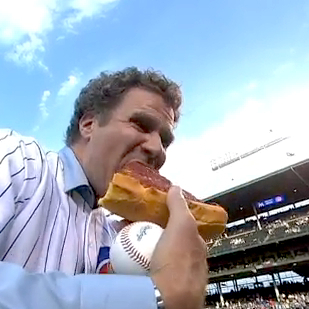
xmin=120 ymin=223 xmax=151 ymax=271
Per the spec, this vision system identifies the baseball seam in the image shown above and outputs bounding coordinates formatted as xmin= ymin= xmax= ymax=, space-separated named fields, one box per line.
xmin=120 ymin=224 xmax=151 ymax=271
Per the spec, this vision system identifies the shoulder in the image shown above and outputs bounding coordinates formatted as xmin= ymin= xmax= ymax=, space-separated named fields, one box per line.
xmin=0 ymin=129 xmax=54 ymax=202
xmin=0 ymin=129 xmax=46 ymax=158
xmin=0 ymin=129 xmax=51 ymax=180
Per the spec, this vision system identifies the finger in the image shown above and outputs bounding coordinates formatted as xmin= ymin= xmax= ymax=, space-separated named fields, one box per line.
xmin=166 ymin=186 xmax=195 ymax=225
xmin=166 ymin=186 xmax=187 ymax=212
xmin=113 ymin=219 xmax=133 ymax=233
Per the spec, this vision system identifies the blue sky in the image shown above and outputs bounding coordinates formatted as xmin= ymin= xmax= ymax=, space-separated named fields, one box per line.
xmin=1 ymin=0 xmax=309 ymax=198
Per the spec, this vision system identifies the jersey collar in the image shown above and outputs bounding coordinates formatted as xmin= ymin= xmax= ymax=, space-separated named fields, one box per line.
xmin=58 ymin=146 xmax=95 ymax=208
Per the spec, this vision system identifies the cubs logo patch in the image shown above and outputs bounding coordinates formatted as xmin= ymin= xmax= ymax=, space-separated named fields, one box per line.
xmin=96 ymin=246 xmax=114 ymax=274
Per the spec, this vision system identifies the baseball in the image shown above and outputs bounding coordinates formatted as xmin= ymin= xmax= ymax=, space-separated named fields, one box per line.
xmin=110 ymin=221 xmax=163 ymax=275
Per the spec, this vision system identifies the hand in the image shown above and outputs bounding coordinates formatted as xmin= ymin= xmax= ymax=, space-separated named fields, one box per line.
xmin=112 ymin=219 xmax=133 ymax=233
xmin=150 ymin=186 xmax=208 ymax=309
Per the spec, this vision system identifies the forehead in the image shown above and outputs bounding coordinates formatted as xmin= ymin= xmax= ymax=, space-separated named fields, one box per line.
xmin=115 ymin=87 xmax=175 ymax=126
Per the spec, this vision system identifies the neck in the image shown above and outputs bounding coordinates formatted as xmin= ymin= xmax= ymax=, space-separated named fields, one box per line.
xmin=70 ymin=142 xmax=85 ymax=166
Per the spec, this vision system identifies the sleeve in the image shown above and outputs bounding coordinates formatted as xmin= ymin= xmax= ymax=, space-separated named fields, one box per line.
xmin=0 ymin=129 xmax=43 ymax=248
xmin=0 ymin=261 xmax=158 ymax=309
xmin=0 ymin=129 xmax=43 ymax=206
xmin=0 ymin=130 xmax=158 ymax=309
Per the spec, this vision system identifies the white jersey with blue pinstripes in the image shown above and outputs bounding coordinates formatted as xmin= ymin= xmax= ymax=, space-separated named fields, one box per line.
xmin=0 ymin=128 xmax=117 ymax=275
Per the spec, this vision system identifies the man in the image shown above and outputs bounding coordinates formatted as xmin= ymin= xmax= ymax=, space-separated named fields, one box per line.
xmin=0 ymin=67 xmax=207 ymax=309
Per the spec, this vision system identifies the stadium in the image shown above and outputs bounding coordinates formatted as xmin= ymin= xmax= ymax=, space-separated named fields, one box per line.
xmin=203 ymin=135 xmax=309 ymax=308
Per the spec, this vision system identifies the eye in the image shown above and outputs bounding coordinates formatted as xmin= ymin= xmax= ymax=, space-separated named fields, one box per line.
xmin=132 ymin=119 xmax=151 ymax=133
xmin=129 ymin=113 xmax=174 ymax=149
xmin=130 ymin=115 xmax=155 ymax=133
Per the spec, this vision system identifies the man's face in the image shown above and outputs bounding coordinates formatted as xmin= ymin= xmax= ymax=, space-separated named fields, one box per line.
xmin=77 ymin=87 xmax=176 ymax=197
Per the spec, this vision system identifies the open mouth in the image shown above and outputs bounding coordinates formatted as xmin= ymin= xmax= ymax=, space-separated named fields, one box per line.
xmin=116 ymin=159 xmax=150 ymax=173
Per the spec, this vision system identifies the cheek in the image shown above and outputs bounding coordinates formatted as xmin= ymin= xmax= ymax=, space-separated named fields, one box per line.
xmin=121 ymin=130 xmax=148 ymax=157
xmin=103 ymin=128 xmax=144 ymax=156
xmin=122 ymin=128 xmax=145 ymax=144
xmin=95 ymin=126 xmax=145 ymax=156
xmin=88 ymin=139 xmax=105 ymax=164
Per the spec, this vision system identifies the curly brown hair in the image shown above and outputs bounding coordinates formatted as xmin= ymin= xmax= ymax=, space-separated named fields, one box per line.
xmin=65 ymin=67 xmax=182 ymax=146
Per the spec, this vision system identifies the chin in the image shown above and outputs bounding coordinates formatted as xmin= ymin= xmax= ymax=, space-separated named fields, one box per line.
xmin=93 ymin=177 xmax=108 ymax=198
xmin=102 ymin=167 xmax=118 ymax=195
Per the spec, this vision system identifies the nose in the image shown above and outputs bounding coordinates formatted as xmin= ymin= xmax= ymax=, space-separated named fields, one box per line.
xmin=141 ymin=132 xmax=166 ymax=169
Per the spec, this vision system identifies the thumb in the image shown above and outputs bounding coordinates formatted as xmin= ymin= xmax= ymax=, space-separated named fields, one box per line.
xmin=166 ymin=186 xmax=191 ymax=222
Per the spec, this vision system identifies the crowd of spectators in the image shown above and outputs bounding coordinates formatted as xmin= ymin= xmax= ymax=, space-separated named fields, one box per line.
xmin=206 ymin=204 xmax=309 ymax=308
xmin=206 ymin=282 xmax=309 ymax=308
xmin=209 ymin=251 xmax=309 ymax=276
xmin=208 ymin=292 xmax=309 ymax=309
xmin=208 ymin=205 xmax=309 ymax=256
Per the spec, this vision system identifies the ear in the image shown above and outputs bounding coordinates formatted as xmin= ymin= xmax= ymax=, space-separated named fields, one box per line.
xmin=79 ymin=113 xmax=97 ymax=142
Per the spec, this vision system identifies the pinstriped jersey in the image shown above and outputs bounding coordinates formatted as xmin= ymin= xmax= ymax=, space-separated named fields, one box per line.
xmin=0 ymin=129 xmax=117 ymax=275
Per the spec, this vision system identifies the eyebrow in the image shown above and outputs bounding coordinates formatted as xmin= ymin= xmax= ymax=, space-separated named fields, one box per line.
xmin=130 ymin=112 xmax=175 ymax=147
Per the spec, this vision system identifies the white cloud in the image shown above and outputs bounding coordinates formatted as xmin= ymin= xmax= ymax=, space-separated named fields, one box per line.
xmin=63 ymin=0 xmax=118 ymax=28
xmin=39 ymin=90 xmax=51 ymax=119
xmin=42 ymin=90 xmax=51 ymax=102
xmin=0 ymin=0 xmax=118 ymax=67
xmin=5 ymin=34 xmax=47 ymax=69
xmin=0 ymin=0 xmax=55 ymax=44
xmin=32 ymin=89 xmax=51 ymax=132
xmin=160 ymin=83 xmax=309 ymax=200
xmin=58 ymin=73 xmax=81 ymax=97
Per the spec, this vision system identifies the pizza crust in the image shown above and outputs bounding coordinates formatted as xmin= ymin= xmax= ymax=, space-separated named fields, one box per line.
xmin=98 ymin=173 xmax=228 ymax=241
